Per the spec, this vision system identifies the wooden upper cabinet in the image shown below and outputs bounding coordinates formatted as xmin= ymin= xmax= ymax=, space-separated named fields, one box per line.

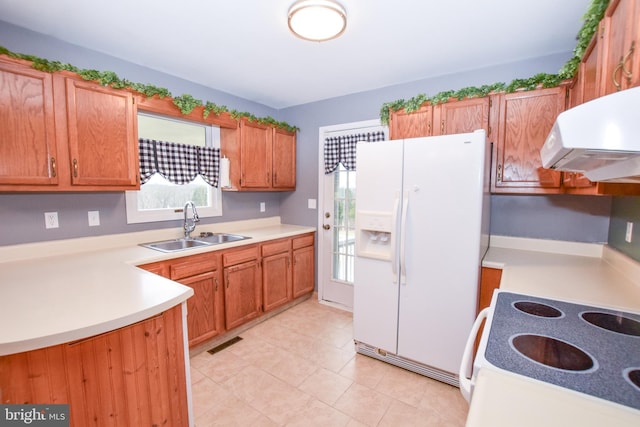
xmin=432 ymin=97 xmax=490 ymax=136
xmin=570 ymin=25 xmax=604 ymax=108
xmin=492 ymin=87 xmax=566 ymax=194
xmin=389 ymin=104 xmax=433 ymax=139
xmin=601 ymin=0 xmax=639 ymax=94
xmin=240 ymin=119 xmax=272 ymax=188
xmin=220 ymin=119 xmax=297 ymax=192
xmin=388 ymin=97 xmax=490 ymax=140
xmin=0 ymin=60 xmax=57 ymax=186
xmin=0 ymin=56 xmax=140 ymax=192
xmin=272 ymin=127 xmax=296 ymax=189
xmin=64 ymin=77 xmax=139 ymax=187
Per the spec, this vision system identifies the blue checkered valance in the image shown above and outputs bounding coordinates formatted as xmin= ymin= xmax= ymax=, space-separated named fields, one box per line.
xmin=324 ymin=131 xmax=386 ymax=174
xmin=138 ymin=138 xmax=220 ymax=187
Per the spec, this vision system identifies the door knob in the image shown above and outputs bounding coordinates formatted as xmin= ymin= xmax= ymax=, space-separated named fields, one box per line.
xmin=323 ymin=224 xmax=331 ymax=230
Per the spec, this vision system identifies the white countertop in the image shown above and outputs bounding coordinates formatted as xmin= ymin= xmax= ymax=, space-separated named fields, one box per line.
xmin=0 ymin=217 xmax=315 ymax=356
xmin=468 ymin=235 xmax=640 ymax=426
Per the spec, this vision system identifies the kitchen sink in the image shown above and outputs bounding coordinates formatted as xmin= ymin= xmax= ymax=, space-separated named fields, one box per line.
xmin=194 ymin=232 xmax=251 ymax=244
xmin=140 ymin=233 xmax=251 ymax=253
xmin=140 ymin=238 xmax=211 ymax=253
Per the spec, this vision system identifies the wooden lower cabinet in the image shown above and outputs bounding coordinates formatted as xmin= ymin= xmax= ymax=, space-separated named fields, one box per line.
xmin=223 ymin=245 xmax=262 ymax=330
xmin=292 ymin=234 xmax=315 ymax=298
xmin=0 ymin=305 xmax=190 ymax=426
xmin=139 ymin=233 xmax=316 ymax=349
xmin=168 ymin=252 xmax=224 ymax=347
xmin=478 ymin=267 xmax=503 ymax=313
xmin=261 ymin=239 xmax=292 ymax=312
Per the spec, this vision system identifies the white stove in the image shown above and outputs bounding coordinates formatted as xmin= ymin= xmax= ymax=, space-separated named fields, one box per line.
xmin=460 ymin=291 xmax=640 ymax=412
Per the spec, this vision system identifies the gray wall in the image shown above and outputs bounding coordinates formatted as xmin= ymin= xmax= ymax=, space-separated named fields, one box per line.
xmin=0 ymin=20 xmax=632 ymax=252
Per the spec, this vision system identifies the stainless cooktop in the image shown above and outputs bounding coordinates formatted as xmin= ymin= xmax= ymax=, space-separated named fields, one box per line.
xmin=484 ymin=292 xmax=640 ymax=411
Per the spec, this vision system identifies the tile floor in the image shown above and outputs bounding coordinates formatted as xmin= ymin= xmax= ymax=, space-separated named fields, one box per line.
xmin=190 ymin=297 xmax=469 ymax=426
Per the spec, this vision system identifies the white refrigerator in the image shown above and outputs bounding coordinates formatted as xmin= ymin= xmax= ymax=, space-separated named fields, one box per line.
xmin=353 ymin=130 xmax=490 ymax=386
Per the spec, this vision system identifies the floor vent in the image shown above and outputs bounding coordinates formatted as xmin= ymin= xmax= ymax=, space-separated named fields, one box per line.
xmin=207 ymin=336 xmax=243 ymax=355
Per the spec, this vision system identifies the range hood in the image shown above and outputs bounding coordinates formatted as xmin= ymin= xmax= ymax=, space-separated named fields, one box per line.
xmin=540 ymin=86 xmax=640 ymax=183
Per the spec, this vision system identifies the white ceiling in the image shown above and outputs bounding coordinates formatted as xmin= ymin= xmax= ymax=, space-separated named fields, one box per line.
xmin=0 ymin=0 xmax=592 ymax=109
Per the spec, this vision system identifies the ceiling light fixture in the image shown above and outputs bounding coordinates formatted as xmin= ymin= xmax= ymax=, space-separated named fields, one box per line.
xmin=288 ymin=0 xmax=347 ymax=42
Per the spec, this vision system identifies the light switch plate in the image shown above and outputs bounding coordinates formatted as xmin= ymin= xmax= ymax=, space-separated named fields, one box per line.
xmin=625 ymin=222 xmax=633 ymax=243
xmin=308 ymin=199 xmax=317 ymax=209
xmin=260 ymin=202 xmax=266 ymax=212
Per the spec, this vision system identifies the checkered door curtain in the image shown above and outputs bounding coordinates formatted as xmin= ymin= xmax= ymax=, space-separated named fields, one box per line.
xmin=138 ymin=138 xmax=221 ymax=186
xmin=324 ymin=131 xmax=386 ymax=174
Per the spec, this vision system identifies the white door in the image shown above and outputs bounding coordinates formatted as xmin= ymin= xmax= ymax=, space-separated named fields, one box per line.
xmin=317 ymin=120 xmax=386 ymax=310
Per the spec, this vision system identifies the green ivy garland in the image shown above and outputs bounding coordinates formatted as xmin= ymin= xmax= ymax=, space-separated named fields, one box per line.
xmin=379 ymin=0 xmax=610 ymax=125
xmin=0 ymin=45 xmax=299 ymax=133
xmin=0 ymin=0 xmax=608 ymax=131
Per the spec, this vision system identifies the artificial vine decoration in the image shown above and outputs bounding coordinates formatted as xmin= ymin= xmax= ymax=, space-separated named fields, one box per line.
xmin=379 ymin=0 xmax=610 ymax=125
xmin=0 ymin=45 xmax=298 ymax=132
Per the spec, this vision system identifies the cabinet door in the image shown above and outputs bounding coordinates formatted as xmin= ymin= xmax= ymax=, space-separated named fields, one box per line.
xmin=292 ymin=245 xmax=314 ymax=299
xmin=223 ymin=260 xmax=262 ymax=329
xmin=262 ymin=251 xmax=292 ymax=311
xmin=240 ymin=120 xmax=272 ymax=188
xmin=581 ymin=28 xmax=604 ymax=103
xmin=388 ymin=104 xmax=433 ymax=139
xmin=493 ymin=87 xmax=565 ymax=193
xmin=179 ymin=270 xmax=224 ymax=347
xmin=65 ymin=78 xmax=138 ymax=187
xmin=601 ymin=0 xmax=637 ymax=94
xmin=432 ymin=97 xmax=490 ymax=136
xmin=272 ymin=128 xmax=296 ymax=189
xmin=0 ymin=60 xmax=58 ymax=185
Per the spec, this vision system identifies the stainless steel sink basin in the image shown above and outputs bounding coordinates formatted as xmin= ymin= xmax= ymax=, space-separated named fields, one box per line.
xmin=195 ymin=232 xmax=251 ymax=245
xmin=140 ymin=233 xmax=250 ymax=253
xmin=140 ymin=238 xmax=211 ymax=253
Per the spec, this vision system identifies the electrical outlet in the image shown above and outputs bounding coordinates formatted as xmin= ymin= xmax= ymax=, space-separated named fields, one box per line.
xmin=625 ymin=222 xmax=633 ymax=243
xmin=88 ymin=210 xmax=100 ymax=227
xmin=44 ymin=212 xmax=59 ymax=229
xmin=260 ymin=202 xmax=266 ymax=212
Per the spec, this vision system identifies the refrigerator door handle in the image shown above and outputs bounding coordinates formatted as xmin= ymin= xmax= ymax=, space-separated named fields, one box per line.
xmin=399 ymin=190 xmax=409 ymax=285
xmin=459 ymin=307 xmax=490 ymax=403
xmin=390 ymin=191 xmax=401 ymax=283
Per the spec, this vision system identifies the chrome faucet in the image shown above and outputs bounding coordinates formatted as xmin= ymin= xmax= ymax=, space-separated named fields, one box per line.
xmin=183 ymin=201 xmax=200 ymax=239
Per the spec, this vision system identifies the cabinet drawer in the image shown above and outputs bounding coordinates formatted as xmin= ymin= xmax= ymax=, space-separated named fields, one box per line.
xmin=261 ymin=238 xmax=291 ymax=256
xmin=223 ymin=245 xmax=258 ymax=266
xmin=292 ymin=233 xmax=314 ymax=250
xmin=170 ymin=252 xmax=220 ymax=280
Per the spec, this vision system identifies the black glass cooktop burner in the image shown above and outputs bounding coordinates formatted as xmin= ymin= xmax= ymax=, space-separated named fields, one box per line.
xmin=514 ymin=301 xmax=563 ymax=318
xmin=581 ymin=312 xmax=640 ymax=336
xmin=511 ymin=334 xmax=595 ymax=371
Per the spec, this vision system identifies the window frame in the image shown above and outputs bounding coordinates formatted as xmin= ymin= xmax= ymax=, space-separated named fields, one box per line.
xmin=125 ymin=113 xmax=223 ymax=224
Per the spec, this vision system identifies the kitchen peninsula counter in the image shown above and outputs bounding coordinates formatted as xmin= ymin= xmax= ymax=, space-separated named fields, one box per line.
xmin=0 ymin=217 xmax=315 ymax=356
xmin=467 ymin=235 xmax=640 ymax=427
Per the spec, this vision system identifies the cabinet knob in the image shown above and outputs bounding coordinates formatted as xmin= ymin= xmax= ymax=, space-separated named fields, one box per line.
xmin=72 ymin=159 xmax=79 ymax=178
xmin=497 ymin=164 xmax=502 ymax=181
